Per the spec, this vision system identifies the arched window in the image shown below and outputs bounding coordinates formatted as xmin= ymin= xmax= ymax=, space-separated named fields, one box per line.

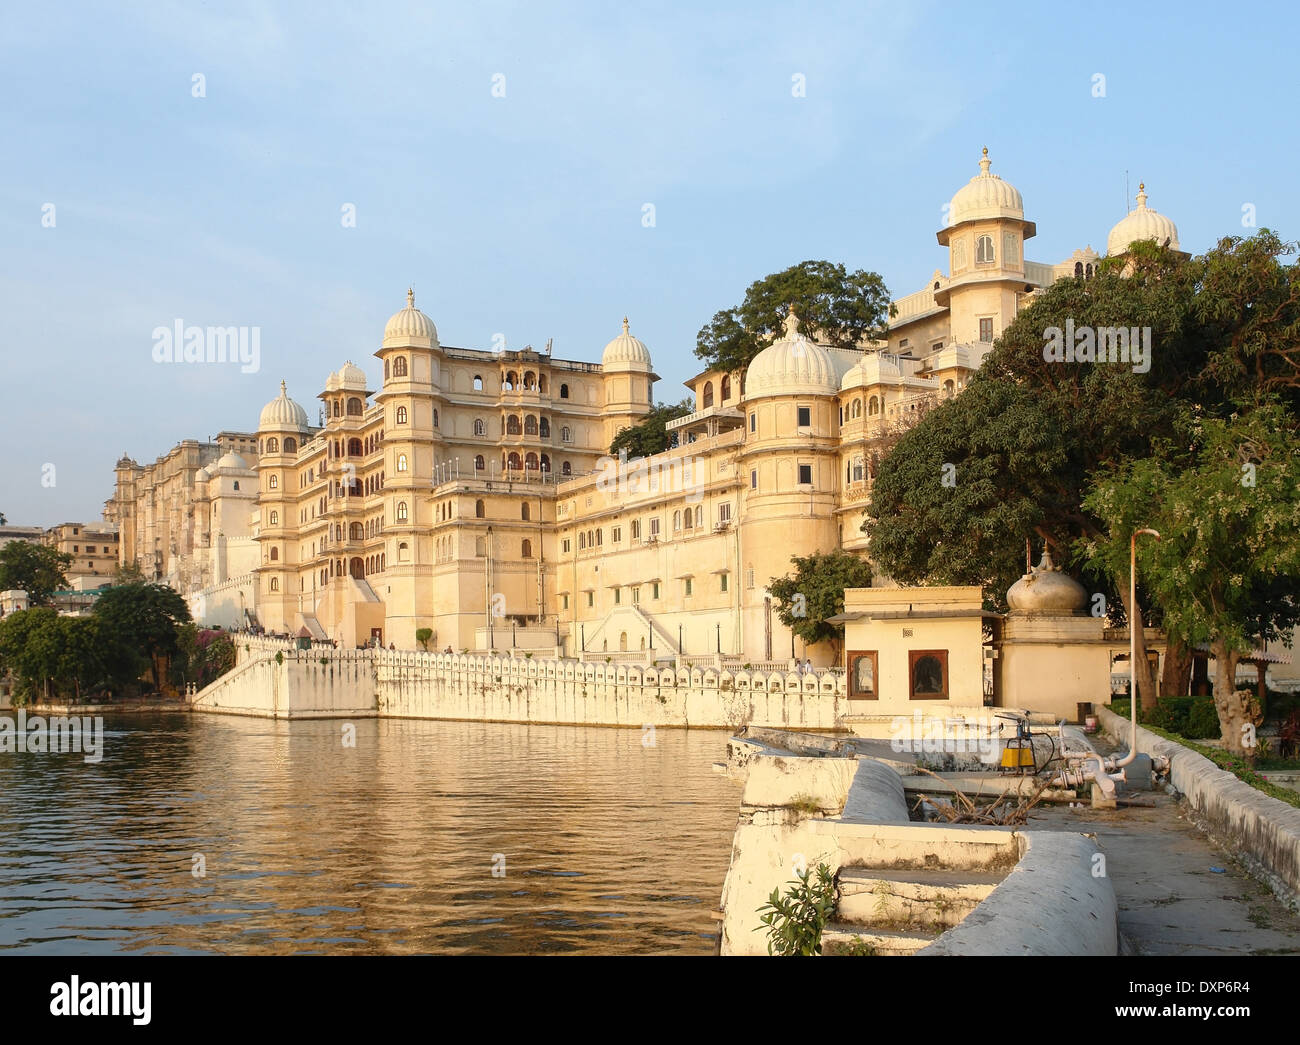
xmin=398 ymin=541 xmax=410 ymax=562
xmin=539 ymin=417 xmax=550 ymax=438
xmin=976 ymin=234 xmax=995 ymax=265
xmin=561 ymin=426 xmax=571 ymax=443
xmin=578 ymin=532 xmax=586 ymax=550
xmin=507 ymin=415 xmax=521 ymax=435
xmin=559 ymin=383 xmax=569 ymax=399
xmin=702 ymin=381 xmax=714 ymax=408
xmin=283 ymin=437 xmax=296 ymax=453
xmin=521 ymin=504 xmax=530 ymax=521
xmin=384 ymin=358 xmax=390 ymax=380
xmin=524 ymin=371 xmax=535 ymax=389
xmin=695 ymin=506 xmax=703 ymax=528
xmin=269 ymin=511 xmax=278 ymax=525
xmin=268 ymin=474 xmax=278 ymax=489
xmin=595 ymin=529 xmax=602 ymax=546
xmin=348 ymin=437 xmax=362 ymax=456
xmin=524 ymin=415 xmax=537 ymax=435
xmin=475 ymin=499 xmax=485 ymax=518
xmin=397 ymin=406 xmax=408 ymax=424
xmin=562 ymin=461 xmax=572 ymax=476
xmin=433 ymin=408 xmax=439 ymax=427
xmin=851 ymin=399 xmax=862 ymax=419
xmin=473 ymin=374 xmax=484 ymax=391
xmin=350 ymin=522 xmax=363 ymax=540
xmin=270 ymin=547 xmax=279 ymax=561
xmin=333 ymin=401 xmax=341 ymax=417
xmin=474 ymin=455 xmax=485 ymax=471
xmin=347 ymin=397 xmax=363 ymax=416
xmin=393 ymin=357 xmax=408 ymax=377
xmin=266 ymin=437 xmax=279 ymax=453
xmin=853 ymin=457 xmax=865 ymax=482
xmin=270 ymin=577 xmax=279 ymax=592
xmin=525 ymin=452 xmax=538 ymax=470
xmin=868 ymin=396 xmax=880 ymax=416
xmin=397 ymin=453 xmax=408 ymax=472
xmin=943 ymin=379 xmax=955 ymax=395
xmin=540 ymin=454 xmax=550 ymax=472
xmin=673 ymin=510 xmax=681 ymax=531
xmin=522 ymin=539 xmax=532 ymax=558
xmin=474 ymin=418 xmax=485 ymax=436
xmin=1074 ymin=261 xmax=1084 ymax=277
xmin=504 ymin=371 xmax=516 ymax=390
xmin=538 ymin=375 xmax=547 ymax=393
xmin=721 ymin=375 xmax=731 ymax=400
xmin=507 ymin=452 xmax=521 ymax=470
xmin=397 ymin=501 xmax=408 ymax=521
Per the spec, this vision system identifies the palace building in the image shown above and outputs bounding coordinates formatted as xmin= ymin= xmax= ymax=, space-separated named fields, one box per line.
xmin=105 ymin=150 xmax=1183 ymax=659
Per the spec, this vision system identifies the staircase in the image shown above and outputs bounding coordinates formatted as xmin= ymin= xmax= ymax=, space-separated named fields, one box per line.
xmin=822 ymin=867 xmax=1004 ymax=955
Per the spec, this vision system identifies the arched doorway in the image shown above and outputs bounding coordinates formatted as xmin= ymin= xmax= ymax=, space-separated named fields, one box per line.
xmin=349 ymin=557 xmax=365 ymax=579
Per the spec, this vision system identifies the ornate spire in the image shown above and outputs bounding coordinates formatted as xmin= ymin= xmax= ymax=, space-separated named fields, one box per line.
xmin=1135 ymin=182 xmax=1148 ymax=210
xmin=407 ymin=287 xmax=414 ymax=308
xmin=979 ymin=145 xmax=991 ymax=175
xmin=280 ymin=379 xmax=287 ymax=396
xmin=783 ymin=306 xmax=801 ymax=337
xmin=622 ymin=316 xmax=629 ymax=335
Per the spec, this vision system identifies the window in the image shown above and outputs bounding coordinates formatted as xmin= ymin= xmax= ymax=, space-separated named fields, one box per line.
xmin=397 ymin=501 xmax=408 ymax=521
xmin=943 ymin=379 xmax=955 ymax=395
xmin=684 ymin=577 xmax=693 ymax=597
xmin=702 ymin=382 xmax=714 ymax=408
xmin=750 ymin=469 xmax=758 ymax=490
xmin=749 ymin=413 xmax=756 ymax=433
xmin=473 ymin=374 xmax=483 ymax=391
xmin=398 ymin=541 xmax=410 ymax=562
xmin=718 ymin=502 xmax=731 ymax=524
xmin=909 ymin=649 xmax=949 ymax=700
xmin=522 ymin=539 xmax=532 ymax=558
xmin=394 ymin=357 xmax=408 ymax=377
xmin=853 ymin=457 xmax=865 ymax=482
xmin=649 ymin=517 xmax=660 ymax=537
xmin=269 ymin=511 xmax=279 ymax=525
xmin=561 ymin=461 xmax=572 ymax=476
xmin=525 ymin=452 xmax=538 ymax=471
xmin=746 ymin=566 xmax=755 ymax=589
xmin=474 ymin=418 xmax=486 ymax=437
xmin=797 ymin=406 xmax=811 ymax=427
xmin=631 ymin=586 xmax=640 ymax=604
xmin=562 ymin=538 xmax=571 ymax=553
xmin=630 ymin=519 xmax=640 ymax=540
xmin=578 ymin=532 xmax=586 ymax=550
xmin=720 ymin=573 xmax=728 ymax=592
xmin=347 ymin=397 xmax=363 ymax=416
xmin=475 ymin=499 xmax=485 ymax=518
xmin=560 ymin=383 xmax=569 ymax=399
xmin=270 ymin=547 xmax=279 ymax=561
xmin=848 ymin=650 xmax=879 ymax=700
xmin=270 ymin=577 xmax=279 ymax=592
xmin=521 ymin=503 xmax=530 ymax=521
xmin=524 ymin=415 xmax=537 ymax=435
xmin=976 ymin=235 xmax=995 ymax=265
xmin=673 ymin=510 xmax=682 ymax=531
xmin=595 ymin=529 xmax=602 ymax=546
xmin=721 ymin=375 xmax=731 ymax=401
xmin=932 ymin=341 xmax=944 ymax=353
xmin=979 ymin=318 xmax=994 ymax=343
xmin=268 ymin=474 xmax=278 ymax=489
xmin=652 ymin=581 xmax=660 ymax=600
xmin=348 ymin=437 xmax=363 ymax=456
xmin=384 ymin=359 xmax=390 ymax=380
xmin=561 ymin=426 xmax=572 ymax=443
xmin=613 ymin=588 xmax=621 ymax=605
xmin=267 ymin=437 xmax=279 ymax=453
xmin=561 ymin=593 xmax=569 ymax=609
xmin=475 ymin=455 xmax=485 ymax=471
xmin=586 ymin=591 xmax=594 ymax=608
xmin=507 ymin=415 xmax=521 ymax=435
xmin=694 ymin=506 xmax=702 ymax=528
xmin=539 ymin=417 xmax=550 ymax=438
xmin=233 ymin=481 xmax=239 ymax=490
xmin=612 ymin=526 xmax=621 ymax=543
xmin=798 ymin=464 xmax=813 ymax=485
xmin=394 ymin=453 xmax=407 ymax=472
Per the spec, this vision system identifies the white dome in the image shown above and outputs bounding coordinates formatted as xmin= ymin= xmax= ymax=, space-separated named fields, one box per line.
xmin=383 ymin=288 xmax=438 ymax=346
xmin=948 ymin=147 xmax=1025 ymax=226
xmin=1107 ymin=184 xmax=1179 ymax=255
xmin=194 ymin=465 xmax=212 ymax=482
xmin=213 ymin=451 xmax=249 ymax=472
xmin=601 ymin=317 xmax=653 ymax=370
xmin=336 ymin=360 xmax=367 ymax=390
xmin=325 ymin=370 xmax=340 ymax=391
xmin=840 ymin=352 xmax=903 ymax=391
xmin=745 ymin=309 xmax=837 ymax=398
xmin=258 ymin=381 xmax=310 ymax=431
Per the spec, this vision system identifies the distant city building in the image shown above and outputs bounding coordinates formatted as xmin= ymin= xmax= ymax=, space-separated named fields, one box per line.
xmin=102 ymin=150 xmax=1189 ymax=658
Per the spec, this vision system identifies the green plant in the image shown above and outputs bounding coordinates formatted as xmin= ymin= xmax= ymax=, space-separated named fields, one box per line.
xmin=786 ymin=794 xmax=822 ymax=816
xmin=275 ymin=651 xmax=283 ymax=665
xmin=320 ymin=657 xmax=329 ymax=666
xmin=830 ymin=937 xmax=877 ymax=956
xmin=415 ymin=627 xmax=432 ymax=651
xmin=755 ymin=863 xmax=838 ymax=956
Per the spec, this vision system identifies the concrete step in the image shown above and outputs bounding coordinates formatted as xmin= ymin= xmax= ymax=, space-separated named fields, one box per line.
xmin=837 ymin=867 xmax=1002 ymax=929
xmin=822 ymin=923 xmax=941 ymax=956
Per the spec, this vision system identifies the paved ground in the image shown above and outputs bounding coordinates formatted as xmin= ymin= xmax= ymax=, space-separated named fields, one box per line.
xmin=1029 ymin=794 xmax=1300 ymax=955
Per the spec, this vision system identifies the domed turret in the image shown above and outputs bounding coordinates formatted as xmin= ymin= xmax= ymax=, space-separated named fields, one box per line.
xmin=947 ymin=147 xmax=1025 ymax=226
xmin=336 ymin=360 xmax=368 ymax=390
xmin=1007 ymin=548 xmax=1088 ymax=616
xmin=383 ymin=288 xmax=438 ymax=346
xmin=213 ymin=450 xmax=250 ymax=472
xmin=744 ymin=308 xmax=837 ymax=398
xmin=601 ymin=317 xmax=653 ymax=371
xmin=259 ymin=380 xmax=310 ymax=431
xmin=1106 ymin=183 xmax=1180 ymax=256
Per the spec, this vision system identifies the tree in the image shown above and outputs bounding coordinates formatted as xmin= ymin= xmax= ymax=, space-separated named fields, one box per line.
xmin=768 ymin=551 xmax=873 ymax=659
xmin=694 ymin=260 xmax=894 ymax=376
xmin=111 ymin=560 xmax=146 ymax=585
xmin=0 ymin=541 xmax=72 ymax=606
xmin=609 ymin=399 xmax=692 ymax=458
xmin=93 ymin=582 xmax=192 ymax=693
xmin=415 ymin=628 xmax=432 ymax=651
xmin=1084 ymin=403 xmax=1300 ymax=755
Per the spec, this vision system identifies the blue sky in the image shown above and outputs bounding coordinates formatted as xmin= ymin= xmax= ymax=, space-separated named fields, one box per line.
xmin=1 ymin=0 xmax=1293 ymax=526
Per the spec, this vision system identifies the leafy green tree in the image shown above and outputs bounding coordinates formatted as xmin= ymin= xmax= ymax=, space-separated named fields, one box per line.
xmin=1084 ymin=404 xmax=1300 ymax=755
xmin=93 ymin=582 xmax=192 ymax=692
xmin=0 ymin=607 xmax=59 ymax=702
xmin=415 ymin=627 xmax=432 ymax=651
xmin=608 ymin=399 xmax=692 ymax=458
xmin=695 ymin=260 xmax=894 ymax=375
xmin=0 ymin=541 xmax=72 ymax=606
xmin=768 ymin=551 xmax=873 ymax=659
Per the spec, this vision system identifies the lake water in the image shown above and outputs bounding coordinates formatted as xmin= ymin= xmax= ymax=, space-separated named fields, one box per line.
xmin=0 ymin=714 xmax=740 ymax=955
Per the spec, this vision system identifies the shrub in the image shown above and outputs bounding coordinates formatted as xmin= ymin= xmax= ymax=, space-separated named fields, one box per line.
xmin=1184 ymin=699 xmax=1222 ymax=740
xmin=756 ymin=864 xmax=839 ymax=956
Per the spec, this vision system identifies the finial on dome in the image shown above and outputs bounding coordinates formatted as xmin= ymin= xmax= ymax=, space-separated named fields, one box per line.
xmin=1135 ymin=183 xmax=1147 ymax=209
xmin=407 ymin=287 xmax=414 ymax=308
xmin=980 ymin=146 xmax=991 ymax=175
xmin=783 ymin=306 xmax=801 ymax=337
xmin=622 ymin=316 xmax=629 ymax=335
xmin=280 ymin=379 xmax=287 ymax=396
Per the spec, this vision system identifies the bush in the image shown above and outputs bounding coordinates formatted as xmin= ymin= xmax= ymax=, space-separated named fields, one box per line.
xmin=1184 ymin=699 xmax=1223 ymax=740
xmin=756 ymin=864 xmax=839 ymax=956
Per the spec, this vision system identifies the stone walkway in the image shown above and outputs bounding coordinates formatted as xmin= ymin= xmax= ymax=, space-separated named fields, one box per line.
xmin=1031 ymin=794 xmax=1300 ymax=955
